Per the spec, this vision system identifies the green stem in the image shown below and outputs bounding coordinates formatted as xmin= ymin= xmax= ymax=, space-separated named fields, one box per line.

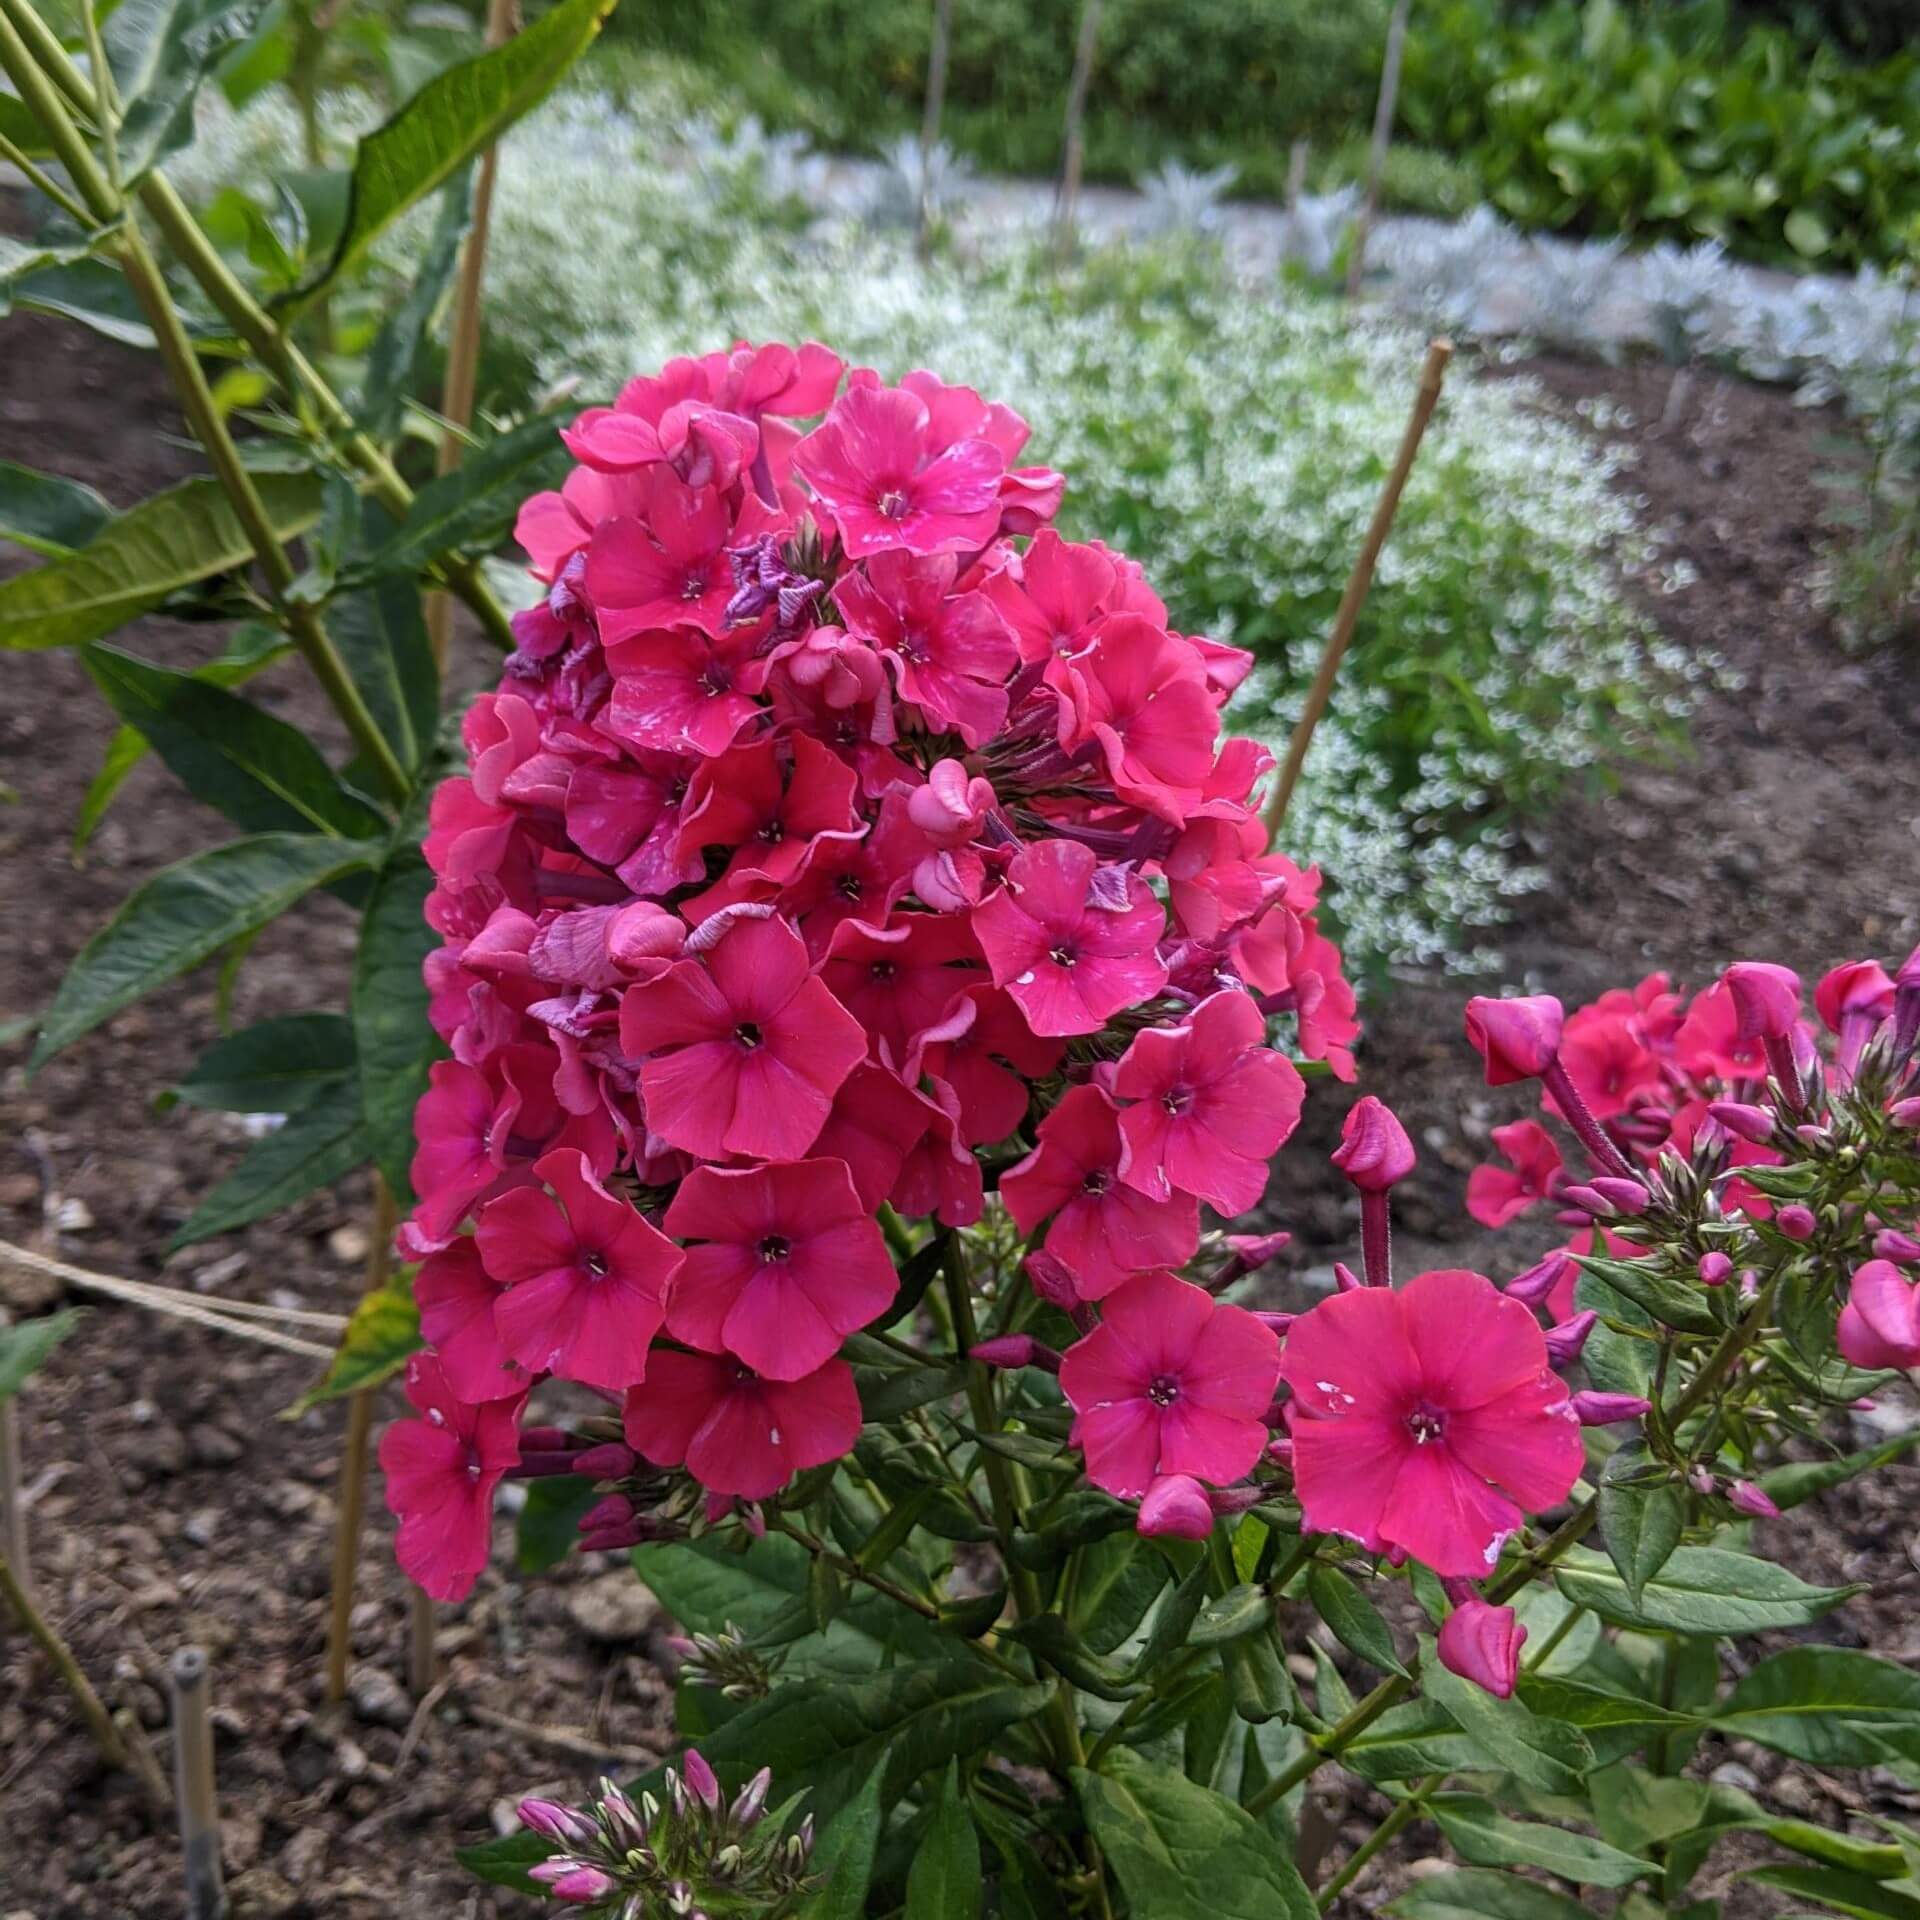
xmin=0 ymin=7 xmax=116 ymax=224
xmin=767 ymin=1518 xmax=941 ymax=1622
xmin=0 ymin=128 xmax=93 ymax=225
xmin=116 ymin=224 xmax=413 ymax=807
xmin=75 ymin=0 xmax=118 ymax=194
xmin=1317 ymin=1785 xmax=1432 ymax=1910
xmin=0 ymin=1549 xmax=135 ymax=1782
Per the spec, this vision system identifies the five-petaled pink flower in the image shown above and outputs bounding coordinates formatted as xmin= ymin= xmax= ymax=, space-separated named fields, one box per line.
xmin=1276 ymin=1267 xmax=1583 ymax=1577
xmin=1059 ymin=1272 xmax=1281 ymax=1497
xmin=1111 ymin=988 xmax=1304 ymax=1213
xmin=973 ymin=839 xmax=1166 ymax=1037
xmin=663 ymin=1158 xmax=896 ymax=1379
xmin=619 ymin=912 xmax=868 ymax=1162
xmin=476 ymin=1149 xmax=683 ymax=1393
xmin=380 ymin=1354 xmax=524 ymax=1602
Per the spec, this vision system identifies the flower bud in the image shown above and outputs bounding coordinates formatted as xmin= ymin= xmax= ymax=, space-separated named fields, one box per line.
xmin=1504 ymin=1251 xmax=1573 ymax=1308
xmin=1891 ymin=1097 xmax=1920 ymax=1130
xmin=1136 ymin=1473 xmax=1216 ymax=1540
xmin=1588 ymin=1176 xmax=1651 ymax=1216
xmin=1570 ymin=1390 xmax=1651 ymax=1426
xmin=1464 ymin=994 xmax=1565 ymax=1086
xmin=607 ymin=900 xmax=688 ymax=971
xmin=1777 ymin=1204 xmax=1817 ymax=1242
xmin=1543 ymin=1310 xmax=1598 ymax=1367
xmin=732 ymin=1767 xmax=772 ymax=1829
xmin=1837 ymin=1259 xmax=1920 ymax=1370
xmin=970 ymin=1334 xmax=1062 ymax=1374
xmin=1707 ymin=1101 xmax=1776 ymax=1146
xmin=571 ymin=1442 xmax=638 ymax=1480
xmin=1561 ymin=1183 xmax=1617 ymax=1219
xmin=683 ymin=1749 xmax=723 ymax=1814
xmin=1332 ymin=1260 xmax=1363 ymax=1294
xmin=519 ymin=1800 xmax=597 ymax=1846
xmin=1723 ymin=962 xmax=1802 ymax=1041
xmin=1437 ymin=1598 xmax=1527 ymax=1700
xmin=1220 ymin=1231 xmax=1293 ymax=1281
xmin=1816 ymin=959 xmax=1896 ymax=1035
xmin=1330 ymin=1096 xmax=1417 ymax=1193
xmin=1874 ymin=1229 xmax=1920 ymax=1266
xmin=1024 ymin=1249 xmax=1081 ymax=1310
xmin=1697 ymin=1250 xmax=1733 ymax=1287
xmin=529 ymin=1862 xmax=617 ymax=1903
xmin=1892 ymin=943 xmax=1920 ymax=1062
xmin=1728 ymin=1480 xmax=1781 ymax=1520
xmin=906 ymin=759 xmax=995 ymax=843
xmin=1689 ymin=1465 xmax=1717 ymax=1496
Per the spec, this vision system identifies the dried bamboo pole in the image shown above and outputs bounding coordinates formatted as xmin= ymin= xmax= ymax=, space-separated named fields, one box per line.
xmin=170 ymin=1647 xmax=227 ymax=1920
xmin=0 ymin=1398 xmax=27 ymax=1608
xmin=1344 ymin=0 xmax=1412 ymax=300
xmin=917 ymin=0 xmax=953 ymax=250
xmin=408 ymin=1585 xmax=437 ymax=1697
xmin=324 ymin=1176 xmax=398 ymax=1704
xmin=1264 ymin=339 xmax=1453 ymax=843
xmin=1051 ymin=0 xmax=1103 ymax=261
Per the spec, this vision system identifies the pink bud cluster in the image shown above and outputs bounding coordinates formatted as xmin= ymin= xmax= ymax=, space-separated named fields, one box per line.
xmin=381 ymin=342 xmax=1361 ymax=1602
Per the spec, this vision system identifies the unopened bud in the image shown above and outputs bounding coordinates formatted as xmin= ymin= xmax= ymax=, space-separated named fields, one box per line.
xmin=683 ymin=1748 xmax=722 ymax=1813
xmin=1707 ymin=1101 xmax=1776 ymax=1145
xmin=1589 ymin=1176 xmax=1652 ymax=1216
xmin=1505 ymin=1251 xmax=1572 ymax=1308
xmin=1891 ymin=1097 xmax=1920 ymax=1129
xmin=1697 ymin=1250 xmax=1733 ymax=1287
xmin=1543 ymin=1310 xmax=1597 ymax=1367
xmin=572 ymin=1442 xmax=638 ymax=1479
xmin=1570 ymin=1390 xmax=1651 ymax=1426
xmin=1219 ymin=1230 xmax=1292 ymax=1282
xmin=1561 ymin=1183 xmax=1616 ymax=1219
xmin=1332 ymin=1261 xmax=1363 ymax=1294
xmin=1875 ymin=1230 xmax=1920 ymax=1266
xmin=1729 ymin=1479 xmax=1781 ymax=1520
xmin=519 ymin=1799 xmax=597 ymax=1846
xmin=970 ymin=1334 xmax=1062 ymax=1374
xmin=1331 ymin=1096 xmax=1417 ymax=1193
xmin=1777 ymin=1204 xmax=1817 ymax=1242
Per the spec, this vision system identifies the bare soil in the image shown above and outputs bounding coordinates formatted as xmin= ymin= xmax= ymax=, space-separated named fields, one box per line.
xmin=0 ymin=303 xmax=1915 ymax=1917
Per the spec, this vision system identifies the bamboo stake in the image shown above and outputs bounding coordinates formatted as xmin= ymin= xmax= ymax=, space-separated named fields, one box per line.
xmin=424 ymin=0 xmax=521 ymax=673
xmin=1344 ymin=0 xmax=1411 ymax=300
xmin=1051 ymin=0 xmax=1103 ymax=262
xmin=170 ymin=1647 xmax=227 ymax=1920
xmin=324 ymin=1175 xmax=398 ymax=1705
xmin=1264 ymin=339 xmax=1453 ymax=843
xmin=0 ymin=1398 xmax=27 ymax=1609
xmin=408 ymin=1585 xmax=437 ymax=1698
xmin=1285 ymin=137 xmax=1309 ymax=215
xmin=917 ymin=0 xmax=953 ymax=251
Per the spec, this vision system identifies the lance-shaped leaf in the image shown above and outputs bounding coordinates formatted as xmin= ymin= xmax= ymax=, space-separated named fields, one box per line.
xmin=1740 ymin=1863 xmax=1920 ymax=1920
xmin=172 ymin=1078 xmax=370 ymax=1247
xmin=0 ymin=1309 xmax=82 ymax=1400
xmin=1073 ymin=1750 xmax=1316 ymax=1920
xmin=1385 ymin=1868 xmax=1593 ymax=1920
xmin=359 ymin=171 xmax=474 ymax=443
xmin=1760 ymin=1430 xmax=1920 ymax=1510
xmin=1308 ymin=1563 xmax=1410 ymax=1677
xmin=0 ymin=233 xmax=103 ymax=311
xmin=1553 ymin=1543 xmax=1862 ymax=1636
xmin=32 ymin=832 xmax=379 ymax=1067
xmin=290 ymin=0 xmax=617 ymax=309
xmin=1419 ymin=1635 xmax=1595 ymax=1794
xmin=351 ymin=847 xmax=442 ymax=1205
xmin=1596 ymin=1440 xmax=1684 ymax=1605
xmin=81 ymin=643 xmax=389 ymax=839
xmin=288 ymin=1259 xmax=420 ymax=1412
xmin=803 ymin=1761 xmax=886 ymax=1920
xmin=107 ymin=0 xmax=276 ymax=180
xmin=0 ymin=459 xmax=112 ymax=559
xmin=328 ymin=583 xmax=440 ymax=778
xmin=172 ymin=1013 xmax=355 ymax=1114
xmin=6 ymin=259 xmax=158 ymax=347
xmin=1429 ymin=1795 xmax=1655 ymax=1889
xmin=904 ymin=1762 xmax=984 ymax=1920
xmin=0 ymin=472 xmax=323 ymax=651
xmin=1712 ymin=1648 xmax=1920 ymax=1769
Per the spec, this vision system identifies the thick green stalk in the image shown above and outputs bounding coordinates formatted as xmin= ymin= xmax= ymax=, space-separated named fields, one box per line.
xmin=0 ymin=8 xmax=115 ymax=223
xmin=0 ymin=127 xmax=92 ymax=224
xmin=117 ymin=225 xmax=412 ymax=807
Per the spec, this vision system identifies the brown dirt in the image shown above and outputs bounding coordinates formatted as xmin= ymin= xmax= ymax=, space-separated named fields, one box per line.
xmin=0 ymin=302 xmax=1915 ymax=1920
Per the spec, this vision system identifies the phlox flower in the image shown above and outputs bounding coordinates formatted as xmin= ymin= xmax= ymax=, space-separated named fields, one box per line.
xmin=379 ymin=1355 xmax=524 ymax=1602
xmin=586 ymin=468 xmax=780 ymax=641
xmin=1465 ymin=1118 xmax=1564 ymax=1228
xmin=414 ymin=1237 xmax=521 ymax=1403
xmin=675 ymin=732 xmax=863 ymax=905
xmin=663 ymin=1158 xmax=896 ymax=1379
xmin=909 ymin=985 xmax=1063 ymax=1146
xmin=602 ymin=628 xmax=764 ymax=760
xmin=1837 ymin=1259 xmax=1920 ymax=1371
xmin=1276 ymin=1268 xmax=1583 ymax=1577
xmin=1059 ymin=1272 xmax=1281 ymax=1497
xmin=818 ymin=912 xmax=987 ymax=1067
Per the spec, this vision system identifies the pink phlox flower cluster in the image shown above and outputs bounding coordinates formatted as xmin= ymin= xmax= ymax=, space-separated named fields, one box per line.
xmin=384 ymin=341 xmax=1358 ymax=1600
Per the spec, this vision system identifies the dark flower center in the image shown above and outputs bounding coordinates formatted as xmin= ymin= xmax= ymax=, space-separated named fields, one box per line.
xmin=1049 ymin=943 xmax=1077 ymax=969
xmin=758 ymin=1234 xmax=793 ymax=1263
xmin=1405 ymin=1404 xmax=1447 ymax=1445
xmin=836 ymin=874 xmax=864 ymax=901
xmin=700 ymin=661 xmax=734 ymax=697
xmin=877 ymin=487 xmax=910 ymax=521
xmin=1147 ymin=1374 xmax=1181 ymax=1407
xmin=1082 ymin=1169 xmax=1112 ymax=1198
xmin=584 ymin=1251 xmax=609 ymax=1279
xmin=1162 ymin=1086 xmax=1192 ymax=1116
xmin=681 ymin=571 xmax=707 ymax=602
xmin=735 ymin=1022 xmax=763 ymax=1049
xmin=870 ymin=960 xmax=897 ymax=983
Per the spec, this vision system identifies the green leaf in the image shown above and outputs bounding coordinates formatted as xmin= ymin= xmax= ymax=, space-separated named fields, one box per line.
xmin=81 ymin=643 xmax=388 ymax=840
xmin=1430 ymin=1794 xmax=1655 ymax=1888
xmin=1419 ymin=1636 xmax=1595 ymax=1794
xmin=1308 ymin=1563 xmax=1410 ymax=1677
xmin=0 ymin=473 xmax=323 ymax=652
xmin=107 ymin=0 xmax=275 ymax=180
xmin=1386 ymin=1868 xmax=1593 ymax=1920
xmin=328 ymin=582 xmax=439 ymax=776
xmin=351 ymin=848 xmax=441 ymax=1206
xmin=173 ymin=1012 xmax=355 ymax=1112
xmin=175 ymin=1077 xmax=371 ymax=1247
xmin=1761 ymin=1432 xmax=1920 ymax=1510
xmin=1588 ymin=1762 xmax=1714 ymax=1852
xmin=1133 ymin=1557 xmax=1212 ymax=1680
xmin=0 ymin=1309 xmax=82 ymax=1400
xmin=1742 ymin=1864 xmax=1920 ymax=1920
xmin=797 ymin=1762 xmax=885 ymax=1920
xmin=0 ymin=459 xmax=112 ymax=558
xmin=291 ymin=0 xmax=616 ymax=308
xmin=904 ymin=1761 xmax=983 ymax=1920
xmin=344 ymin=413 xmax=570 ymax=582
xmin=1074 ymin=1749 xmax=1316 ymax=1920
xmin=1598 ymin=1442 xmax=1685 ymax=1605
xmin=1005 ymin=1615 xmax=1142 ymax=1702
xmin=359 ymin=171 xmax=473 ymax=443
xmin=1513 ymin=1673 xmax=1697 ymax=1765
xmin=515 ymin=1474 xmax=600 ymax=1575
xmin=1189 ymin=1582 xmax=1271 ymax=1649
xmin=288 ymin=1257 xmax=419 ymax=1411
xmin=1578 ymin=1253 xmax=1721 ymax=1334
xmin=0 ymin=232 xmax=102 ymax=308
xmin=1712 ymin=1649 xmax=1920 ymax=1769
xmin=7 ymin=259 xmax=157 ymax=347
xmin=34 ymin=833 xmax=379 ymax=1067
xmin=72 ymin=623 xmax=292 ymax=855
xmin=1074 ymin=1533 xmax=1167 ymax=1656
xmin=1784 ymin=208 xmax=1833 ymax=257
xmin=1763 ymin=1820 xmax=1907 ymax=1880
xmin=1553 ymin=1544 xmax=1863 ymax=1636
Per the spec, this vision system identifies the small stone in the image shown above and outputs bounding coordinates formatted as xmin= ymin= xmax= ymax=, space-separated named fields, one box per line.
xmin=327 ymin=1223 xmax=370 ymax=1264
xmin=48 ymin=1196 xmax=93 ymax=1233
xmin=183 ymin=1508 xmax=220 ymax=1548
xmin=490 ymin=1796 xmax=523 ymax=1838
xmin=227 ymin=1867 xmax=299 ymax=1918
xmin=1710 ymin=1761 xmax=1761 ymax=1793
xmin=333 ymin=1736 xmax=370 ymax=1782
xmin=188 ymin=1426 xmax=245 ymax=1468
xmin=566 ymin=1571 xmax=661 ymax=1645
xmin=221 ymin=1811 xmax=265 ymax=1873
xmin=1406 ymin=1857 xmax=1455 ymax=1882
xmin=279 ymin=1826 xmax=329 ymax=1885
xmin=346 ymin=1663 xmax=411 ymax=1729
xmin=0 ymin=1250 xmax=61 ymax=1314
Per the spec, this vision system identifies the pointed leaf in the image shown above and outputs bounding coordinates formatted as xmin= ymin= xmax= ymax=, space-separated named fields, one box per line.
xmin=1308 ymin=1563 xmax=1409 ymax=1677
xmin=1741 ymin=1864 xmax=1920 ymax=1920
xmin=1419 ymin=1636 xmax=1596 ymax=1794
xmin=0 ymin=473 xmax=323 ymax=651
xmin=514 ymin=1475 xmax=601 ymax=1575
xmin=799 ymin=1761 xmax=885 ymax=1920
xmin=905 ymin=1761 xmax=983 ymax=1920
xmin=291 ymin=0 xmax=616 ymax=308
xmin=0 ymin=459 xmax=112 ymax=558
xmin=287 ymin=1261 xmax=419 ymax=1412
xmin=1430 ymin=1794 xmax=1655 ymax=1888
xmin=351 ymin=847 xmax=441 ymax=1205
xmin=7 ymin=259 xmax=158 ymax=347
xmin=1761 ymin=1431 xmax=1920 ymax=1510
xmin=1553 ymin=1544 xmax=1862 ymax=1636
xmin=1597 ymin=1442 xmax=1684 ymax=1605
xmin=1712 ymin=1649 xmax=1920 ymax=1768
xmin=173 ymin=1078 xmax=370 ymax=1247
xmin=34 ymin=833 xmax=379 ymax=1066
xmin=328 ymin=581 xmax=439 ymax=775
xmin=107 ymin=0 xmax=276 ymax=179
xmin=0 ymin=1309 xmax=83 ymax=1400
xmin=174 ymin=1012 xmax=355 ymax=1112
xmin=359 ymin=171 xmax=473 ymax=443
xmin=1074 ymin=1749 xmax=1316 ymax=1920
xmin=1386 ymin=1868 xmax=1593 ymax=1920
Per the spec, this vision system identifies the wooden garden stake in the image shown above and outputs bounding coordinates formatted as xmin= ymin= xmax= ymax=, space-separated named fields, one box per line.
xmin=1 ymin=1395 xmax=29 ymax=1608
xmin=1051 ymin=0 xmax=1103 ymax=261
xmin=1344 ymin=0 xmax=1411 ymax=300
xmin=324 ymin=1175 xmax=398 ymax=1705
xmin=1264 ymin=338 xmax=1453 ymax=843
xmin=424 ymin=0 xmax=522 ymax=672
xmin=170 ymin=1646 xmax=227 ymax=1920
xmin=917 ymin=0 xmax=953 ymax=250
xmin=409 ymin=1584 xmax=437 ymax=1697
xmin=1285 ymin=138 xmax=1309 ymax=215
